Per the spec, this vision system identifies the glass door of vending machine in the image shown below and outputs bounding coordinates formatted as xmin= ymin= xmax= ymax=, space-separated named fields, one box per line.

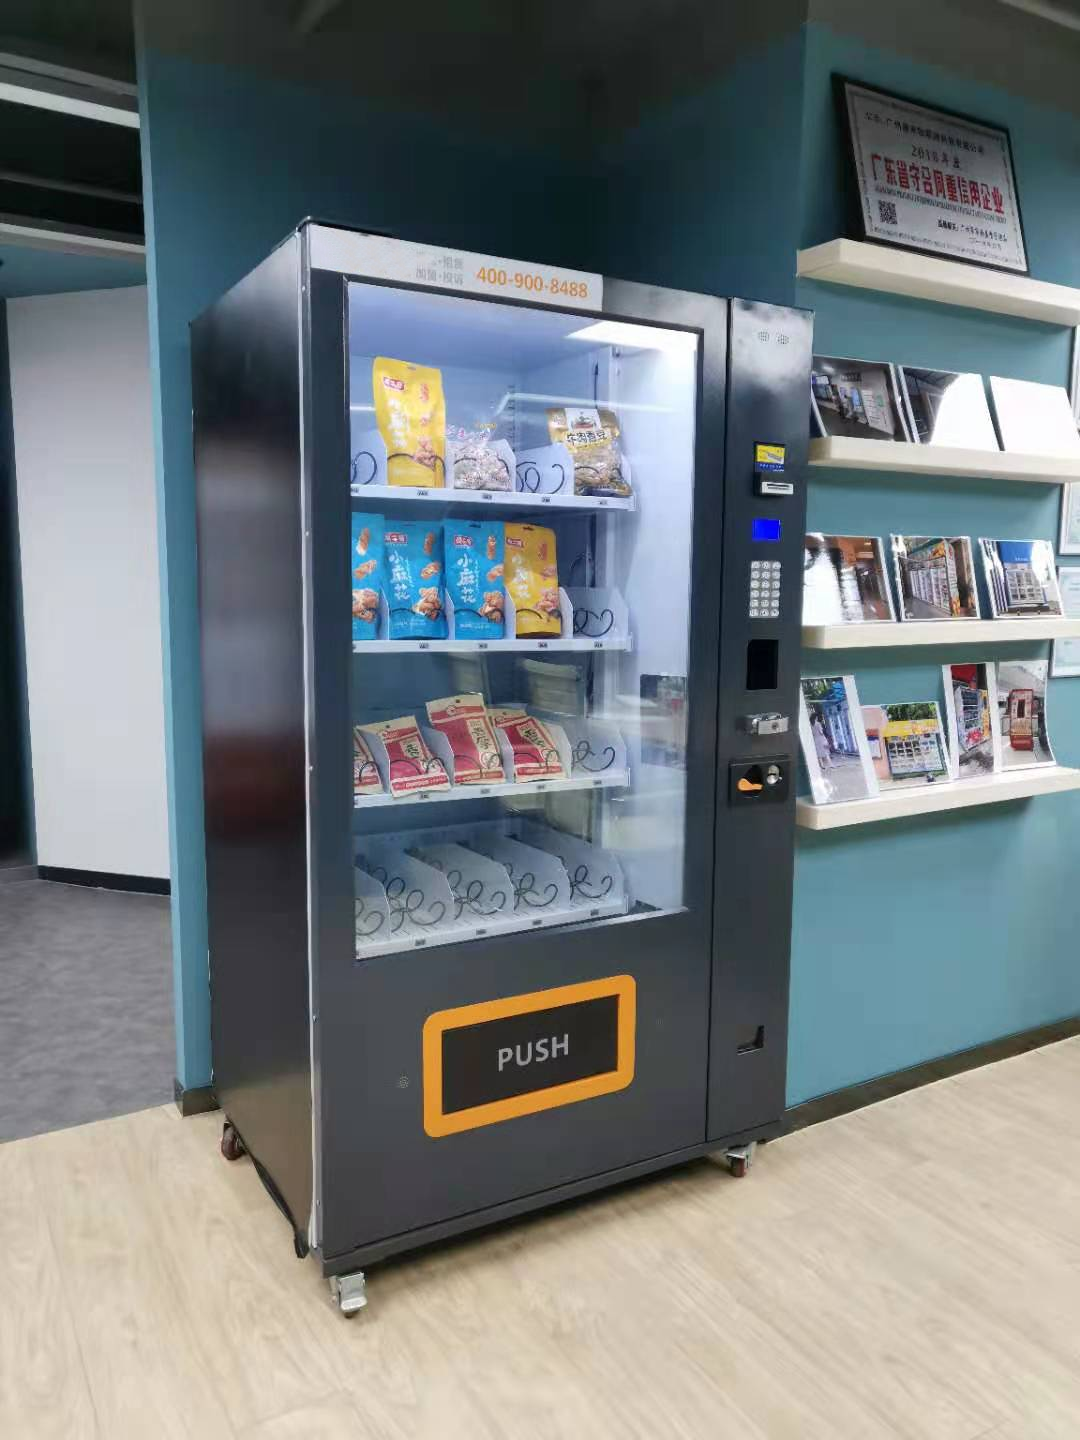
xmin=305 ymin=261 xmax=729 ymax=1262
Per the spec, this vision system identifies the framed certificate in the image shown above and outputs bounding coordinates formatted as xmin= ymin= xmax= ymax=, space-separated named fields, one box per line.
xmin=839 ymin=78 xmax=1028 ymax=274
xmin=1052 ymin=567 xmax=1080 ymax=678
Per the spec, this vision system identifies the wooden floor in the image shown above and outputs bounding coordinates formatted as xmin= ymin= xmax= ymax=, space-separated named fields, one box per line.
xmin=5 ymin=1041 xmax=1080 ymax=1439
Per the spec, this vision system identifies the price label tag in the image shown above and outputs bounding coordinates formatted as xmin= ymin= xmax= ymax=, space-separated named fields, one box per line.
xmin=309 ymin=228 xmax=603 ymax=311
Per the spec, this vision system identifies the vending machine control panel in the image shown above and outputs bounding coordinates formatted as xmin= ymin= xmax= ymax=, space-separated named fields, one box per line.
xmin=748 ymin=559 xmax=781 ymax=618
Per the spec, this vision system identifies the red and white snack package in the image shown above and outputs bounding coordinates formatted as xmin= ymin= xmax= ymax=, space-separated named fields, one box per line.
xmin=425 ymin=694 xmax=505 ymax=785
xmin=360 ymin=715 xmax=450 ymax=796
xmin=352 ymin=726 xmax=383 ymax=796
xmin=489 ymin=706 xmax=565 ymax=780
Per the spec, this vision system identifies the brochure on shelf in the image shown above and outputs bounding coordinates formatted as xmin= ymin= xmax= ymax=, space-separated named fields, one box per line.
xmin=1052 ymin=568 xmax=1080 ymax=677
xmin=809 ymin=357 xmax=909 ymax=442
xmin=1060 ymin=485 xmax=1080 ymax=557
xmin=862 ymin=702 xmax=951 ymax=789
xmin=803 ymin=534 xmax=895 ymax=625
xmin=988 ymin=378 xmax=1080 ymax=459
xmin=891 ymin=535 xmax=980 ymax=621
xmin=994 ymin=659 xmax=1056 ymax=769
xmin=941 ymin=663 xmax=1000 ymax=781
xmin=798 ymin=675 xmax=878 ymax=805
xmin=897 ymin=368 xmax=999 ymax=451
xmin=979 ymin=538 xmax=1063 ymax=618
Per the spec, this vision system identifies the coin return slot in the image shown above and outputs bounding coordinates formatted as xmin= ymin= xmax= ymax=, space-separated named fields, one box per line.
xmin=746 ymin=638 xmax=778 ymax=691
xmin=737 ymin=1025 xmax=765 ymax=1055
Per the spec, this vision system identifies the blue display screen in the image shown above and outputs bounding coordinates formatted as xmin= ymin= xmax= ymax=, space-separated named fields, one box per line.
xmin=752 ymin=518 xmax=782 ymax=542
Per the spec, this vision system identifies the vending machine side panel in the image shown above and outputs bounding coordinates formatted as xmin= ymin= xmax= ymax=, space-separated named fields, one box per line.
xmin=193 ymin=235 xmax=315 ymax=1245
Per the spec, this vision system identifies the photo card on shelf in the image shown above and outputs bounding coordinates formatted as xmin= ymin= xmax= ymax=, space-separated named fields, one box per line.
xmin=941 ymin=663 xmax=1000 ymax=781
xmin=994 ymin=659 xmax=1056 ymax=769
xmin=861 ymin=702 xmax=951 ymax=790
xmin=891 ymin=535 xmax=980 ymax=621
xmin=798 ymin=675 xmax=878 ymax=805
xmin=803 ymin=534 xmax=896 ymax=625
xmin=897 ymin=368 xmax=999 ymax=451
xmin=979 ymin=538 xmax=1063 ymax=618
xmin=810 ymin=356 xmax=910 ymax=442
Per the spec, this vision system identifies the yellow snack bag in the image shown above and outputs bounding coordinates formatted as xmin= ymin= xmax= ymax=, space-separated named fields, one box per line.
xmin=504 ymin=523 xmax=560 ymax=637
xmin=373 ymin=357 xmax=446 ymax=487
xmin=547 ymin=405 xmax=629 ymax=497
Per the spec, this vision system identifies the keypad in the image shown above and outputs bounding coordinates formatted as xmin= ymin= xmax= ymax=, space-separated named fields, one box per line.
xmin=748 ymin=560 xmax=781 ymax=619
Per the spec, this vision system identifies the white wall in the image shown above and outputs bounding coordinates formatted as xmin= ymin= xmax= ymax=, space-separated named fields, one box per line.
xmin=7 ymin=285 xmax=169 ymax=878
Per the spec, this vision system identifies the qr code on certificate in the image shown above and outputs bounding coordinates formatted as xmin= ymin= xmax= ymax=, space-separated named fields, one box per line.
xmin=878 ymin=200 xmax=898 ymax=225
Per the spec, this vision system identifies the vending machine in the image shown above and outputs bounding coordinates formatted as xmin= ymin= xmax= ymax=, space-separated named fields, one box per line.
xmin=192 ymin=223 xmax=811 ymax=1313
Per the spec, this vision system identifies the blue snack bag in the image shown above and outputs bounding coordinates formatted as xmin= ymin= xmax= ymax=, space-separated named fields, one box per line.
xmin=384 ymin=520 xmax=447 ymax=639
xmin=444 ymin=519 xmax=505 ymax=640
xmin=351 ymin=512 xmax=384 ymax=641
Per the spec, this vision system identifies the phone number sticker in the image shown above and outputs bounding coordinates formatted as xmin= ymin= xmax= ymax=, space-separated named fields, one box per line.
xmin=309 ymin=228 xmax=603 ymax=311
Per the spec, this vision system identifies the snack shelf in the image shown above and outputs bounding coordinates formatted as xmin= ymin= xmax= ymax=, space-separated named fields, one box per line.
xmin=803 ymin=617 xmax=1080 ymax=648
xmin=353 ymin=636 xmax=630 ymax=654
xmin=354 ymin=817 xmax=631 ymax=957
xmin=354 ymin=585 xmax=632 ymax=654
xmin=350 ymin=482 xmax=634 ymax=512
xmin=796 ymin=765 xmax=1080 ymax=830
xmin=353 ymin=770 xmax=628 ymax=809
xmin=809 ymin=435 xmax=1079 ymax=486
xmin=796 ymin=238 xmax=1080 ymax=326
xmin=356 ymin=895 xmax=628 ymax=958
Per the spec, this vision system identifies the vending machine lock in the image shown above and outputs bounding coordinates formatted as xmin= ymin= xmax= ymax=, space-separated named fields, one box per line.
xmin=740 ymin=712 xmax=789 ymax=736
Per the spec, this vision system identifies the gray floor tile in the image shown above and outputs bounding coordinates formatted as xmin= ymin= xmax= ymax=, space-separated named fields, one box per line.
xmin=0 ymin=880 xmax=174 ymax=1142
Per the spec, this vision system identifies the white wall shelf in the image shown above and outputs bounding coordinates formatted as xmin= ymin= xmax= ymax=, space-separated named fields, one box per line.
xmin=803 ymin=617 xmax=1080 ymax=649
xmin=796 ymin=766 xmax=1080 ymax=830
xmin=808 ymin=436 xmax=1080 ymax=486
xmin=796 ymin=239 xmax=1080 ymax=327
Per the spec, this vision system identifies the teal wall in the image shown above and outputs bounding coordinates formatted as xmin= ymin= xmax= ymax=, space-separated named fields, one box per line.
xmin=596 ymin=29 xmax=808 ymax=305
xmin=136 ymin=38 xmax=590 ymax=1089
xmin=139 ymin=13 xmax=1080 ymax=1102
xmin=788 ymin=24 xmax=1080 ymax=1102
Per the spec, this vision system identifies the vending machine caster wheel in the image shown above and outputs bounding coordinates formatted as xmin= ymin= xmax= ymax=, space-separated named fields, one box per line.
xmin=725 ymin=1141 xmax=756 ymax=1178
xmin=220 ymin=1121 xmax=246 ymax=1162
xmin=329 ymin=1271 xmax=367 ymax=1318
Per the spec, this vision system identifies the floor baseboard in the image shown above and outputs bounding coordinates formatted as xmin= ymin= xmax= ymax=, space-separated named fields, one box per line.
xmin=785 ymin=1014 xmax=1080 ymax=1133
xmin=38 ymin=866 xmax=170 ymax=896
xmin=174 ymin=1080 xmax=218 ymax=1118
